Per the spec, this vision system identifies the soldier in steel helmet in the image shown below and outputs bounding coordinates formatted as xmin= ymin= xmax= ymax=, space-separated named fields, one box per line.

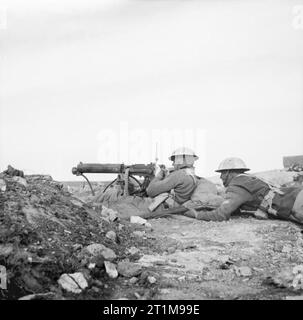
xmin=146 ymin=147 xmax=199 ymax=206
xmin=183 ymin=157 xmax=303 ymax=224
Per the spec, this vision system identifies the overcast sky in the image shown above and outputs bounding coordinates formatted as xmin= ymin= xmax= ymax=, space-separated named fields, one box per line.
xmin=1 ymin=0 xmax=303 ymax=181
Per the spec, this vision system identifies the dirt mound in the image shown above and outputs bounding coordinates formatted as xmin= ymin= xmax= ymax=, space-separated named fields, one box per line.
xmin=0 ymin=173 xmax=160 ymax=300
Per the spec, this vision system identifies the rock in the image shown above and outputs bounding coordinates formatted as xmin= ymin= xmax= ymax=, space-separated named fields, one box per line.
xmin=130 ymin=216 xmax=147 ymax=225
xmin=147 ymin=276 xmax=157 ymax=284
xmin=167 ymin=246 xmax=177 ymax=254
xmin=101 ymin=206 xmax=118 ymax=222
xmin=70 ymin=199 xmax=84 ymax=207
xmin=106 ymin=231 xmax=117 ymax=242
xmin=117 ymin=261 xmax=142 ymax=278
xmin=282 ymin=245 xmax=292 ymax=253
xmin=12 ymin=176 xmax=27 ymax=187
xmin=104 ymin=261 xmax=118 ymax=279
xmin=0 ymin=179 xmax=6 ymax=192
xmin=99 ymin=248 xmax=116 ymax=261
xmin=127 ymin=247 xmax=140 ymax=255
xmin=84 ymin=243 xmax=116 ymax=261
xmin=0 ymin=244 xmax=14 ymax=257
xmin=130 ymin=215 xmax=152 ymax=228
xmin=129 ymin=216 xmax=152 ymax=228
xmin=234 ymin=266 xmax=252 ymax=277
xmin=58 ymin=273 xmax=88 ymax=294
xmin=30 ymin=194 xmax=40 ymax=204
xmin=88 ymin=263 xmax=96 ymax=270
xmin=129 ymin=277 xmax=138 ymax=284
xmin=133 ymin=231 xmax=145 ymax=237
xmin=77 ymin=268 xmax=92 ymax=281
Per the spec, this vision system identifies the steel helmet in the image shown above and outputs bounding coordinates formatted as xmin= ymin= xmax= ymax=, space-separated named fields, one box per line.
xmin=168 ymin=147 xmax=199 ymax=161
xmin=215 ymin=157 xmax=250 ymax=172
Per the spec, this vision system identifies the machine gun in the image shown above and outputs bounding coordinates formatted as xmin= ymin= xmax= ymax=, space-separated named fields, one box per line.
xmin=72 ymin=162 xmax=165 ymax=196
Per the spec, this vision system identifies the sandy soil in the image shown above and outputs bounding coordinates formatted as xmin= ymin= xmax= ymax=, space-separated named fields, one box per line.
xmin=110 ymin=215 xmax=303 ymax=300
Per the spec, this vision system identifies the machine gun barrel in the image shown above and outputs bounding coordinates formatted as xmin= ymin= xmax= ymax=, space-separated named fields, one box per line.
xmin=71 ymin=162 xmax=161 ymax=197
xmin=72 ymin=162 xmax=155 ymax=176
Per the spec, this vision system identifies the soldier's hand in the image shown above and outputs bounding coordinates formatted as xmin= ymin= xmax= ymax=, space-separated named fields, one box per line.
xmin=156 ymin=168 xmax=168 ymax=180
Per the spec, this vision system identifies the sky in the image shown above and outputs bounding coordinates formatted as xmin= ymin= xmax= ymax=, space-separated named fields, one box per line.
xmin=0 ymin=0 xmax=303 ymax=181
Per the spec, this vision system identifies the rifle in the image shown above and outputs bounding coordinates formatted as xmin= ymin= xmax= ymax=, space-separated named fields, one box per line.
xmin=72 ymin=162 xmax=165 ymax=196
xmin=140 ymin=203 xmax=217 ymax=219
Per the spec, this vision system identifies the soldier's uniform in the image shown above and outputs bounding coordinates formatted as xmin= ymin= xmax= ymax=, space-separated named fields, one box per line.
xmin=185 ymin=173 xmax=303 ymax=222
xmin=95 ymin=147 xmax=205 ymax=219
xmin=146 ymin=167 xmax=197 ymax=205
xmin=184 ymin=158 xmax=303 ymax=224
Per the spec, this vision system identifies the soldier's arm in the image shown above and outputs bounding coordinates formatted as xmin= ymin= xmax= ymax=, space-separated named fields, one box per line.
xmin=146 ymin=172 xmax=179 ymax=197
xmin=184 ymin=186 xmax=252 ymax=221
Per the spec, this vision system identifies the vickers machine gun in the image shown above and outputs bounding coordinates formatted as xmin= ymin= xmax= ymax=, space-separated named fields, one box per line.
xmin=72 ymin=162 xmax=220 ymax=219
xmin=72 ymin=162 xmax=165 ymax=196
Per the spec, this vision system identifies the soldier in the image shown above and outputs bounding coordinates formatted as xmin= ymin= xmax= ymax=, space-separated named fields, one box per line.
xmin=94 ymin=147 xmax=221 ymax=219
xmin=146 ymin=147 xmax=199 ymax=206
xmin=183 ymin=157 xmax=303 ymax=224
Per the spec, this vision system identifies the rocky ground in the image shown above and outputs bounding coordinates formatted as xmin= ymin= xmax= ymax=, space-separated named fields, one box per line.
xmin=1 ymin=171 xmax=303 ymax=300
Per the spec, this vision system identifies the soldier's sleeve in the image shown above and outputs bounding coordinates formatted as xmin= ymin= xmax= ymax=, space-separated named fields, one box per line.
xmin=146 ymin=172 xmax=179 ymax=197
xmin=184 ymin=186 xmax=252 ymax=221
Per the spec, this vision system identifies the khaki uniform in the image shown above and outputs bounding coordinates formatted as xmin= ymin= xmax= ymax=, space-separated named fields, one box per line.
xmin=185 ymin=173 xmax=303 ymax=223
xmin=146 ymin=167 xmax=197 ymax=205
xmin=94 ymin=167 xmax=198 ymax=219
